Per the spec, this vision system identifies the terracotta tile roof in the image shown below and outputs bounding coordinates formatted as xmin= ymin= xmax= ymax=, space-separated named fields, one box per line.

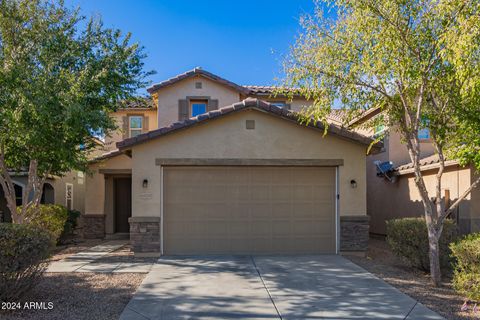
xmin=118 ymin=97 xmax=155 ymax=110
xmin=396 ymin=154 xmax=460 ymax=174
xmin=90 ymin=149 xmax=124 ymax=162
xmin=242 ymin=85 xmax=301 ymax=95
xmin=147 ymin=67 xmax=250 ymax=95
xmin=117 ymin=98 xmax=381 ymax=151
xmin=147 ymin=68 xmax=306 ymax=97
xmin=327 ymin=109 xmax=348 ymax=124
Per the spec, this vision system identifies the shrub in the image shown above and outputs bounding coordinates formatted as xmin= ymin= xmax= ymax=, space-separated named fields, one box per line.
xmin=0 ymin=223 xmax=52 ymax=302
xmin=60 ymin=209 xmax=81 ymax=242
xmin=25 ymin=204 xmax=68 ymax=243
xmin=450 ymin=233 xmax=480 ymax=302
xmin=386 ymin=217 xmax=458 ymax=272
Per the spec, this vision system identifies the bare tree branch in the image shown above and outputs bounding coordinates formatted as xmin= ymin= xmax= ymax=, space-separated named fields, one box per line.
xmin=438 ymin=176 xmax=480 ymax=227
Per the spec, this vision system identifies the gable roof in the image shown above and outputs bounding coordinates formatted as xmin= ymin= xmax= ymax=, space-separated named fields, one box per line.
xmin=147 ymin=67 xmax=251 ymax=95
xmin=147 ymin=68 xmax=305 ymax=98
xmin=117 ymin=98 xmax=381 ymax=151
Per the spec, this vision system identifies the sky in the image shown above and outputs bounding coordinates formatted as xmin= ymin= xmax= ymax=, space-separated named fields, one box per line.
xmin=64 ymin=0 xmax=317 ymax=90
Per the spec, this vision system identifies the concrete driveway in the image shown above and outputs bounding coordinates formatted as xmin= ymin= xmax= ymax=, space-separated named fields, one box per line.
xmin=119 ymin=255 xmax=444 ymax=320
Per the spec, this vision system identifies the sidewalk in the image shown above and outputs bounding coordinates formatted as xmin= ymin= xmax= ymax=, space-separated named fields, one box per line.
xmin=47 ymin=240 xmax=153 ymax=273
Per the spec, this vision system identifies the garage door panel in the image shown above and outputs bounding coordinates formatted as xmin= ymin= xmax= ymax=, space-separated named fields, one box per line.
xmin=271 ymin=186 xmax=291 ymax=201
xmin=250 ymin=204 xmax=272 ymax=219
xmin=163 ymin=166 xmax=336 ymax=255
xmin=271 ymin=203 xmax=291 ymax=218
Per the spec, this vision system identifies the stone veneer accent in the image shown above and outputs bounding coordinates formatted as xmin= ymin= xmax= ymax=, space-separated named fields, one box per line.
xmin=340 ymin=215 xmax=370 ymax=252
xmin=129 ymin=217 xmax=161 ymax=257
xmin=82 ymin=214 xmax=105 ymax=239
xmin=128 ymin=215 xmax=369 ymax=255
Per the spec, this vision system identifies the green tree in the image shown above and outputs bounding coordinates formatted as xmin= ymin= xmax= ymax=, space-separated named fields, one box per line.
xmin=282 ymin=0 xmax=480 ymax=286
xmin=0 ymin=0 xmax=152 ymax=223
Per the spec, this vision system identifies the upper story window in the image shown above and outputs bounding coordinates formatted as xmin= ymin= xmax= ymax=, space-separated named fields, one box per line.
xmin=190 ymin=100 xmax=207 ymax=117
xmin=418 ymin=128 xmax=430 ymax=140
xmin=418 ymin=117 xmax=430 ymax=140
xmin=129 ymin=116 xmax=143 ymax=137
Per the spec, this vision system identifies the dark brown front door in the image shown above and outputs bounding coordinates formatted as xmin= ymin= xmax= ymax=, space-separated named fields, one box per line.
xmin=114 ymin=177 xmax=132 ymax=233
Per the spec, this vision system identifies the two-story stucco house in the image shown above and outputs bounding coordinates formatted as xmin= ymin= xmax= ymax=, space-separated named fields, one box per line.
xmin=83 ymin=67 xmax=381 ymax=257
xmin=349 ymin=107 xmax=480 ymax=236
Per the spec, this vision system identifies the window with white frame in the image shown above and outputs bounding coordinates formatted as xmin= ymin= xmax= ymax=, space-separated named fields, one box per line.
xmin=65 ymin=183 xmax=73 ymax=210
xmin=418 ymin=117 xmax=430 ymax=140
xmin=129 ymin=116 xmax=143 ymax=138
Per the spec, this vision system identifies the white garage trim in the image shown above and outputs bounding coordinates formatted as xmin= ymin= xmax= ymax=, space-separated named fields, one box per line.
xmin=335 ymin=166 xmax=339 ymax=254
xmin=160 ymin=165 xmax=164 ymax=255
xmin=156 ymin=158 xmax=343 ymax=166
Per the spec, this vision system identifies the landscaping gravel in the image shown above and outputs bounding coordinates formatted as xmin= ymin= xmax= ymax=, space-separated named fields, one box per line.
xmin=347 ymin=238 xmax=477 ymax=320
xmin=0 ymin=273 xmax=145 ymax=320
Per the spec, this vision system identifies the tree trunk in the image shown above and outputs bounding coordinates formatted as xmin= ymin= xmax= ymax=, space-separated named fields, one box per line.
xmin=0 ymin=145 xmax=19 ymax=222
xmin=0 ymin=155 xmax=47 ymax=224
xmin=427 ymin=226 xmax=442 ymax=286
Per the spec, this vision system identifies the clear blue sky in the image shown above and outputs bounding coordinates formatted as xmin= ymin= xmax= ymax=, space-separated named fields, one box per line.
xmin=64 ymin=0 xmax=317 ymax=89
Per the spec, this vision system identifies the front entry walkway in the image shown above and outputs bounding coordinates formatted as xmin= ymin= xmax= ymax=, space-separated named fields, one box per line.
xmin=47 ymin=240 xmax=153 ymax=273
xmin=120 ymin=255 xmax=444 ymax=320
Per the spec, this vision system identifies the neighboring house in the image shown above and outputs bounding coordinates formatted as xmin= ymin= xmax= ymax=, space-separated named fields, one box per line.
xmin=0 ymin=170 xmax=86 ymax=222
xmin=84 ymin=67 xmax=380 ymax=257
xmin=0 ymin=138 xmax=105 ymax=222
xmin=350 ymin=107 xmax=480 ymax=236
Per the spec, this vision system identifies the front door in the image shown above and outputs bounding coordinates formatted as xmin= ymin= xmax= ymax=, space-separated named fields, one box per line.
xmin=114 ymin=177 xmax=132 ymax=233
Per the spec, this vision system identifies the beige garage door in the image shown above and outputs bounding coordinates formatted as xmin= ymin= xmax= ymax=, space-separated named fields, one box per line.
xmin=163 ymin=166 xmax=336 ymax=255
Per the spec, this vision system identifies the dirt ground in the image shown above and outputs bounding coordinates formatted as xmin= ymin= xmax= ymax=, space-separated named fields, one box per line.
xmin=0 ymin=273 xmax=144 ymax=320
xmin=347 ymin=238 xmax=477 ymax=320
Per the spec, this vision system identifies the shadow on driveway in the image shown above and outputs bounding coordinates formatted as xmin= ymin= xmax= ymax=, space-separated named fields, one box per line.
xmin=120 ymin=255 xmax=444 ymax=320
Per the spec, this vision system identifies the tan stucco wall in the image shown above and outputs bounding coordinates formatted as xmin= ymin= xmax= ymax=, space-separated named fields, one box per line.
xmin=469 ymin=171 xmax=480 ymax=232
xmin=387 ymin=129 xmax=435 ymax=165
xmin=131 ymin=109 xmax=368 ymax=219
xmin=85 ymin=154 xmax=132 ymax=220
xmin=104 ymin=109 xmax=158 ymax=151
xmin=368 ymin=164 xmax=473 ymax=235
xmin=156 ymin=76 xmax=241 ymax=128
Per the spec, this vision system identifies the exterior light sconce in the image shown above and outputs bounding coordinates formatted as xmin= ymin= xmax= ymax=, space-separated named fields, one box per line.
xmin=142 ymin=179 xmax=148 ymax=188
xmin=350 ymin=179 xmax=357 ymax=188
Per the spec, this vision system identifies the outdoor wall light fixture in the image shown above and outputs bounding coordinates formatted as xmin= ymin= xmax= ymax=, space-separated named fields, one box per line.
xmin=142 ymin=179 xmax=148 ymax=188
xmin=350 ymin=179 xmax=357 ymax=188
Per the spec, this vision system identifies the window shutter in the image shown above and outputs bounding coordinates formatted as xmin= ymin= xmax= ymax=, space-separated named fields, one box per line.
xmin=178 ymin=99 xmax=189 ymax=121
xmin=285 ymin=104 xmax=291 ymax=110
xmin=143 ymin=116 xmax=149 ymax=133
xmin=122 ymin=116 xmax=129 ymax=139
xmin=207 ymin=99 xmax=219 ymax=112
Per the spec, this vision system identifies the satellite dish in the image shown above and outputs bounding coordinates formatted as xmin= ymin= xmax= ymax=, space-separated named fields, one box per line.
xmin=374 ymin=160 xmax=397 ymax=183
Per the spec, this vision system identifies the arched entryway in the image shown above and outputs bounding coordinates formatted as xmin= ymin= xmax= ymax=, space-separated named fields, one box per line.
xmin=41 ymin=183 xmax=55 ymax=204
xmin=0 ymin=183 xmax=23 ymax=222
